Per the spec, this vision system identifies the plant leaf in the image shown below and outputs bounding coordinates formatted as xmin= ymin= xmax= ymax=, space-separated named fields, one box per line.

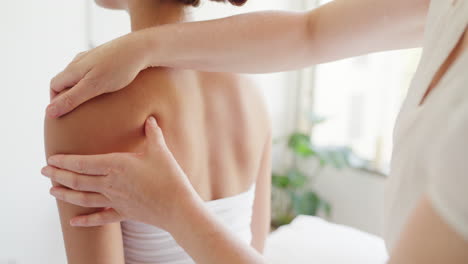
xmin=292 ymin=191 xmax=320 ymax=216
xmin=272 ymin=174 xmax=290 ymax=188
xmin=287 ymin=169 xmax=307 ymax=188
xmin=315 ymin=146 xmax=353 ymax=169
xmin=288 ymin=133 xmax=316 ymax=157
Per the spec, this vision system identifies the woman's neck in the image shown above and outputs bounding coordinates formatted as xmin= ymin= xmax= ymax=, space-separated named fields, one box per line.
xmin=127 ymin=0 xmax=189 ymax=31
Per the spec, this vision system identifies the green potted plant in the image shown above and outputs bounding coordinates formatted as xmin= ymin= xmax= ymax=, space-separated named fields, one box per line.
xmin=271 ymin=117 xmax=368 ymax=228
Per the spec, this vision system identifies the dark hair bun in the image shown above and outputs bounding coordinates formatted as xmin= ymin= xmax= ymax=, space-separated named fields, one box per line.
xmin=181 ymin=0 xmax=248 ymax=7
xmin=227 ymin=0 xmax=247 ymax=6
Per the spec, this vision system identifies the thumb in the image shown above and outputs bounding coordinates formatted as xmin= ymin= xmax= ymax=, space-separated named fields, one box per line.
xmin=145 ymin=116 xmax=167 ymax=152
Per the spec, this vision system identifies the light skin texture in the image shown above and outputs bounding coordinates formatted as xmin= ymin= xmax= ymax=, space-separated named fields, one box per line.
xmin=44 ymin=0 xmax=271 ymax=263
xmin=42 ymin=0 xmax=468 ymax=263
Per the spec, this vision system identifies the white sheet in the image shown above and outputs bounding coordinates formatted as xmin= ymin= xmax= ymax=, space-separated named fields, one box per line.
xmin=264 ymin=216 xmax=388 ymax=264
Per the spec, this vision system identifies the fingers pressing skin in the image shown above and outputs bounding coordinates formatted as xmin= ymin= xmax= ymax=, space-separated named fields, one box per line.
xmin=47 ymin=153 xmax=117 ymax=175
xmin=49 ymin=68 xmax=80 ymax=96
xmin=70 ymin=208 xmax=122 ymax=227
xmin=73 ymin=51 xmax=88 ymax=61
xmin=47 ymin=73 xmax=103 ymax=118
xmin=46 ymin=117 xmax=159 ymax=177
xmin=42 ymin=116 xmax=182 ymax=228
xmin=145 ymin=116 xmax=166 ymax=153
xmin=48 ymin=50 xmax=93 ymax=116
xmin=41 ymin=166 xmax=104 ymax=192
xmin=50 ymin=186 xmax=110 ymax=208
xmin=47 ymin=32 xmax=149 ymax=118
xmin=49 ymin=52 xmax=89 ymax=96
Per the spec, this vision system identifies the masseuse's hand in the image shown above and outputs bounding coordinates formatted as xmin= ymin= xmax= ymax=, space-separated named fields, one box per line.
xmin=47 ymin=31 xmax=150 ymax=118
xmin=41 ymin=116 xmax=194 ymax=230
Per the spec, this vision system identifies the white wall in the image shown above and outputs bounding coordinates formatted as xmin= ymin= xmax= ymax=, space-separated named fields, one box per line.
xmin=0 ymin=2 xmax=88 ymax=263
xmin=315 ymin=169 xmax=385 ymax=236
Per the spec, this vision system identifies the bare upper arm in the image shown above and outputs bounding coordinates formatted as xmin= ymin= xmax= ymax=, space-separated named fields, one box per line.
xmin=44 ymin=109 xmax=127 ymax=264
xmin=43 ymin=67 xmax=182 ymax=264
xmin=388 ymin=196 xmax=468 ymax=264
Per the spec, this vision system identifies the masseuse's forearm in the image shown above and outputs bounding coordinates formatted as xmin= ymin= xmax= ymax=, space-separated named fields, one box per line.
xmin=146 ymin=0 xmax=428 ymax=73
xmin=163 ymin=192 xmax=265 ymax=264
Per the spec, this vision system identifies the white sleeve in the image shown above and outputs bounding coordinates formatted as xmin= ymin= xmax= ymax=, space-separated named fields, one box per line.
xmin=428 ymin=105 xmax=468 ymax=241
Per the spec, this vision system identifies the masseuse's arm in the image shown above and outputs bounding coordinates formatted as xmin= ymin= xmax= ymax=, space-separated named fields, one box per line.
xmin=170 ymin=190 xmax=266 ymax=264
xmin=149 ymin=0 xmax=428 ymax=72
xmin=388 ymin=197 xmax=468 ymax=264
xmin=47 ymin=0 xmax=429 ymax=118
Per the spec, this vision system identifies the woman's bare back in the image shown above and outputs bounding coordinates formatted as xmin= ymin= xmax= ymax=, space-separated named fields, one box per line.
xmin=44 ymin=67 xmax=271 ymax=263
xmin=45 ymin=67 xmax=270 ymax=201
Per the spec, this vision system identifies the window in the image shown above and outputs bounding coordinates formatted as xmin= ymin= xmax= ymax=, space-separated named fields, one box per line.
xmin=311 ymin=49 xmax=422 ymax=173
xmin=294 ymin=0 xmax=424 ymax=174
